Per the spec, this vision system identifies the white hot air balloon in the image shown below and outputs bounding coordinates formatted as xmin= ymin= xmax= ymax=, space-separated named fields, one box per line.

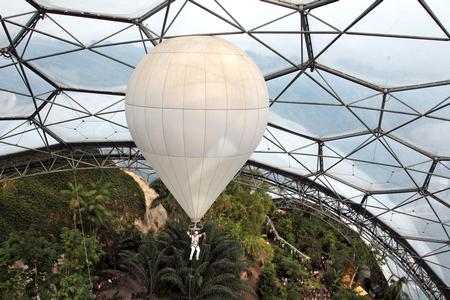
xmin=125 ymin=36 xmax=268 ymax=223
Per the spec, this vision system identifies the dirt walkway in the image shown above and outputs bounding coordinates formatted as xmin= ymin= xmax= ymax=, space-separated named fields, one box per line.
xmin=123 ymin=170 xmax=167 ymax=233
xmin=243 ymin=265 xmax=262 ymax=300
xmin=123 ymin=170 xmax=158 ymax=209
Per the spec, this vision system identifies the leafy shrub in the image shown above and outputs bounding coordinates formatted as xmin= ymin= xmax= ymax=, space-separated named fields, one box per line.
xmin=0 ymin=229 xmax=59 ymax=299
xmin=331 ymin=287 xmax=367 ymax=300
xmin=273 ymin=248 xmax=307 ymax=280
xmin=0 ymin=169 xmax=145 ymax=241
xmin=205 ymin=181 xmax=273 ymax=237
xmin=257 ymin=262 xmax=280 ymax=300
xmin=286 ymin=284 xmax=302 ymax=300
xmin=53 ymin=228 xmax=104 ymax=299
xmin=241 ymin=235 xmax=274 ymax=263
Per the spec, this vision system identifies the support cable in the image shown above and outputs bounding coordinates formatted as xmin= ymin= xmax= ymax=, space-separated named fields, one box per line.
xmin=73 ymin=171 xmax=93 ymax=289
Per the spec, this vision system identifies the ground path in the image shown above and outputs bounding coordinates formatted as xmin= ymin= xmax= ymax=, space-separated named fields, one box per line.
xmin=123 ymin=170 xmax=167 ymax=233
xmin=243 ymin=265 xmax=262 ymax=300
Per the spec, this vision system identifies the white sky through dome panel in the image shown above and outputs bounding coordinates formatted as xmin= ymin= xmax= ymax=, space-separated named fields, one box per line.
xmin=391 ymin=85 xmax=450 ymax=114
xmin=408 ymin=239 xmax=450 ymax=286
xmin=0 ymin=1 xmax=36 ymax=47
xmin=317 ymin=34 xmax=450 ymax=87
xmin=251 ymin=152 xmax=314 ymax=177
xmin=221 ymin=33 xmax=292 ymax=75
xmin=311 ymin=0 xmax=375 ymax=31
xmin=0 ymin=123 xmax=57 ymax=155
xmin=423 ymin=0 xmax=450 ymax=36
xmin=351 ymin=0 xmax=447 ymax=39
xmin=0 ymin=92 xmax=36 ymax=118
xmin=162 ymin=1 xmax=240 ymax=36
xmin=268 ymin=70 xmax=342 ymax=104
xmin=215 ymin=0 xmax=294 ymax=31
xmin=387 ymin=117 xmax=450 ymax=157
xmin=42 ymin=14 xmax=137 ymax=47
xmin=314 ymin=69 xmax=381 ymax=104
xmin=270 ymin=102 xmax=370 ymax=138
xmin=28 ymin=50 xmax=133 ymax=91
xmin=33 ymin=0 xmax=166 ymax=19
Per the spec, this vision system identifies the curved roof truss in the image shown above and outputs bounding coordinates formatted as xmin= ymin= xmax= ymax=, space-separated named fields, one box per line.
xmin=1 ymin=0 xmax=449 ymax=298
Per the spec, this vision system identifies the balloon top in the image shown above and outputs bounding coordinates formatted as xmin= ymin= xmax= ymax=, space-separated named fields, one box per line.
xmin=152 ymin=36 xmax=245 ymax=56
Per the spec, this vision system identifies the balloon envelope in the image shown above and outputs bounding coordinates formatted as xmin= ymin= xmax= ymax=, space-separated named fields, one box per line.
xmin=125 ymin=36 xmax=268 ymax=222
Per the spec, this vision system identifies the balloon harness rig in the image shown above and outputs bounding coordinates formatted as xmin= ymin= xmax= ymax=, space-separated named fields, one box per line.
xmin=186 ymin=222 xmax=209 ymax=297
xmin=187 ymin=222 xmax=206 ymax=262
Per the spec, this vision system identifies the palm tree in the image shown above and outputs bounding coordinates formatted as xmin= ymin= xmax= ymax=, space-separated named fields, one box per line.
xmin=158 ymin=222 xmax=249 ymax=300
xmin=383 ymin=277 xmax=410 ymax=300
xmin=103 ymin=222 xmax=249 ymax=299
xmin=106 ymin=234 xmax=166 ymax=299
xmin=159 ymin=261 xmax=243 ymax=300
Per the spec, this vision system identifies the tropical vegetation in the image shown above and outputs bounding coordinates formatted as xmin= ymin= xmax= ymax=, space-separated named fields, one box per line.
xmin=0 ymin=169 xmax=393 ymax=299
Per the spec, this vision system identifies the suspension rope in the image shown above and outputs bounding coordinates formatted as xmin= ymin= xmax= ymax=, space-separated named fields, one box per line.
xmin=73 ymin=171 xmax=93 ymax=288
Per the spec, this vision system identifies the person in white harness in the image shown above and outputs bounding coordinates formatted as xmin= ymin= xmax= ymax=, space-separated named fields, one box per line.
xmin=187 ymin=230 xmax=206 ymax=260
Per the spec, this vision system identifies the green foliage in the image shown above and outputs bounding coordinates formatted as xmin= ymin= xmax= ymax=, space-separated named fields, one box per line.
xmin=273 ymin=248 xmax=307 ymax=280
xmin=331 ymin=287 xmax=367 ymax=300
xmin=323 ymin=267 xmax=343 ymax=290
xmin=383 ymin=277 xmax=410 ymax=300
xmin=61 ymin=181 xmax=84 ymax=229
xmin=54 ymin=272 xmax=96 ymax=300
xmin=0 ymin=227 xmax=103 ymax=300
xmin=275 ymin=217 xmax=295 ymax=244
xmin=152 ymin=178 xmax=275 ymax=262
xmin=256 ymin=262 xmax=281 ymax=300
xmin=158 ymin=222 xmax=248 ymax=300
xmin=80 ymin=185 xmax=113 ymax=231
xmin=0 ymin=229 xmax=59 ymax=274
xmin=204 ymin=180 xmax=273 ymax=259
xmin=273 ymin=211 xmax=383 ymax=285
xmin=103 ymin=222 xmax=247 ymax=300
xmin=161 ymin=224 xmax=244 ymax=299
xmin=101 ymin=224 xmax=143 ymax=270
xmin=0 ymin=169 xmax=145 ymax=242
xmin=241 ymin=235 xmax=274 ymax=263
xmin=213 ymin=181 xmax=273 ymax=236
xmin=286 ymin=283 xmax=302 ymax=300
xmin=0 ymin=229 xmax=59 ymax=299
xmin=53 ymin=228 xmax=103 ymax=299
xmin=0 ymin=271 xmax=27 ymax=300
xmin=110 ymin=233 xmax=165 ymax=298
xmin=58 ymin=227 xmax=103 ymax=273
xmin=323 ymin=231 xmax=338 ymax=254
xmin=0 ymin=170 xmax=389 ymax=299
xmin=61 ymin=180 xmax=114 ymax=233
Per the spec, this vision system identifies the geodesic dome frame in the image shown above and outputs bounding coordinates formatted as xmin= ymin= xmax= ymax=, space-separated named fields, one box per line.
xmin=0 ymin=0 xmax=449 ymax=298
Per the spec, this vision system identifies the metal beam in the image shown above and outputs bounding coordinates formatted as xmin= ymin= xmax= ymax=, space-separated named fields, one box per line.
xmin=25 ymin=0 xmax=135 ymax=24
xmin=304 ymin=0 xmax=339 ymax=10
xmin=417 ymin=0 xmax=450 ymax=39
xmin=300 ymin=11 xmax=314 ymax=69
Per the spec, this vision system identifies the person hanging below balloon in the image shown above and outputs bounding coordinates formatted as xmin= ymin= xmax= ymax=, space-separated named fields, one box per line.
xmin=187 ymin=230 xmax=206 ymax=261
